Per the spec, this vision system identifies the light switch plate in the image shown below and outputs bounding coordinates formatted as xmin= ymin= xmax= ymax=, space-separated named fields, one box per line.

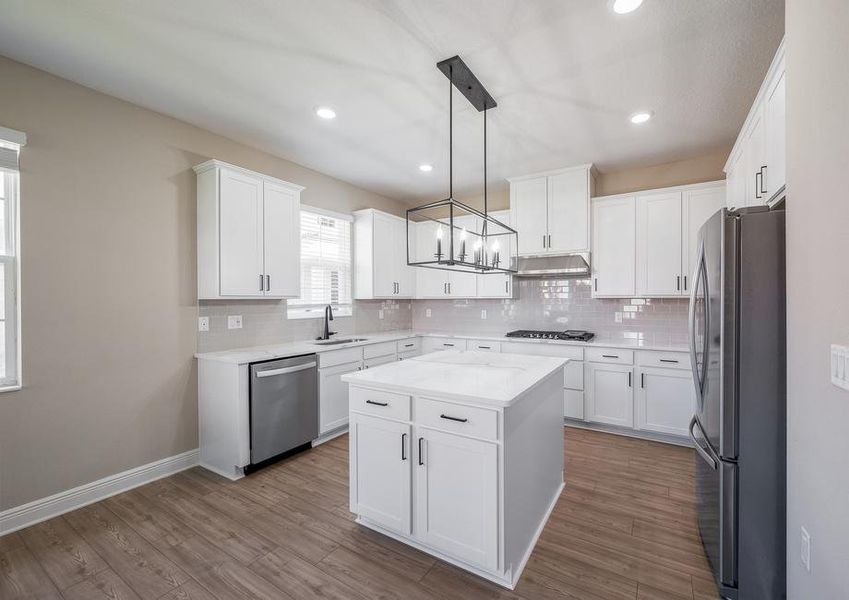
xmin=198 ymin=316 xmax=209 ymax=332
xmin=831 ymin=345 xmax=849 ymax=391
xmin=227 ymin=315 xmax=243 ymax=330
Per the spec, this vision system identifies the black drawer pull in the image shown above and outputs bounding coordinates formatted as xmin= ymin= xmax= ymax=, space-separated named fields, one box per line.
xmin=440 ymin=414 xmax=468 ymax=423
xmin=366 ymin=400 xmax=388 ymax=407
xmin=602 ymin=354 xmax=619 ymax=359
xmin=478 ymin=345 xmax=491 ymax=349
xmin=659 ymin=359 xmax=679 ymax=364
xmin=443 ymin=343 xmax=455 ymax=347
xmin=404 ymin=343 xmax=415 ymax=348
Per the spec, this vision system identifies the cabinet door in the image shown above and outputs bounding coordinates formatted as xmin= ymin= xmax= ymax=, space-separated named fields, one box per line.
xmin=512 ymin=177 xmax=548 ymax=255
xmin=636 ymin=192 xmax=682 ymax=297
xmin=743 ymin=108 xmax=767 ymax=206
xmin=477 ymin=273 xmax=511 ymax=298
xmin=764 ymin=70 xmax=786 ymax=201
xmin=372 ymin=212 xmax=398 ymax=297
xmin=592 ymin=196 xmax=636 ymax=297
xmin=262 ymin=181 xmax=300 ymax=297
xmin=319 ymin=360 xmax=361 ymax=434
xmin=414 ymin=221 xmax=449 ymax=298
xmin=393 ymin=218 xmax=414 ymax=297
xmin=447 ymin=270 xmax=477 ymax=298
xmin=219 ymin=168 xmax=265 ymax=296
xmin=585 ymin=363 xmax=634 ymax=427
xmin=682 ymin=186 xmax=725 ymax=293
xmin=635 ymin=367 xmax=696 ymax=437
xmin=725 ymin=150 xmax=746 ymax=210
xmin=414 ymin=427 xmax=498 ymax=571
xmin=547 ymin=169 xmax=589 ymax=253
xmin=350 ymin=413 xmax=412 ymax=535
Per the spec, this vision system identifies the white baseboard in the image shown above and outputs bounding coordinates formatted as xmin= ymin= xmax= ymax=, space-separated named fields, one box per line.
xmin=312 ymin=426 xmax=348 ymax=447
xmin=0 ymin=448 xmax=199 ymax=536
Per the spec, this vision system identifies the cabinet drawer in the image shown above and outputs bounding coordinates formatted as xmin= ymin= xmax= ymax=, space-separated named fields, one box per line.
xmin=501 ymin=341 xmax=583 ymax=360
xmin=415 ymin=397 xmax=498 ymax=441
xmin=423 ymin=337 xmax=468 ymax=352
xmin=397 ymin=349 xmax=420 ymax=361
xmin=585 ymin=348 xmax=634 ymax=365
xmin=350 ymin=386 xmax=411 ymax=421
xmin=319 ymin=347 xmax=363 ymax=368
xmin=564 ymin=360 xmax=584 ymax=390
xmin=396 ymin=338 xmax=421 ymax=353
xmin=363 ymin=341 xmax=397 ymax=360
xmin=468 ymin=340 xmax=501 ymax=352
xmin=564 ymin=389 xmax=584 ymax=420
xmin=637 ymin=350 xmax=691 ymax=370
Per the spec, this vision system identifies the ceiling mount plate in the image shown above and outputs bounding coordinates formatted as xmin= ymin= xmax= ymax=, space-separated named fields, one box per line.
xmin=437 ymin=55 xmax=497 ymax=112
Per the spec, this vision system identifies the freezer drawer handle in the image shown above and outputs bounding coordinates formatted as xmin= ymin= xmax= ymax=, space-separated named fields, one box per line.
xmin=440 ymin=414 xmax=468 ymax=423
xmin=689 ymin=416 xmax=717 ymax=470
xmin=366 ymin=400 xmax=389 ymax=407
xmin=255 ymin=362 xmax=316 ymax=378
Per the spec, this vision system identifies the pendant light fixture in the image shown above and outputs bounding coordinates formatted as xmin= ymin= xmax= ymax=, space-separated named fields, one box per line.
xmin=406 ymin=56 xmax=518 ymax=275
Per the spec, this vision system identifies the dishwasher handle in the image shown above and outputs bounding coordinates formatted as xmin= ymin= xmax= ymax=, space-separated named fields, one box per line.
xmin=255 ymin=362 xmax=317 ymax=378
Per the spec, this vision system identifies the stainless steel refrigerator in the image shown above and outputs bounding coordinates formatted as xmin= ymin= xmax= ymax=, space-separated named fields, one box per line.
xmin=687 ymin=206 xmax=786 ymax=600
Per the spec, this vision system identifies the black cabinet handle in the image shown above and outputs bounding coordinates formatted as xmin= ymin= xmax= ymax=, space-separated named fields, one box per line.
xmin=401 ymin=433 xmax=407 ymax=460
xmin=594 ymin=278 xmax=598 ymax=292
xmin=259 ymin=274 xmax=264 ymax=291
xmin=440 ymin=414 xmax=468 ymax=423
xmin=266 ymin=275 xmax=271 ymax=291
xmin=443 ymin=343 xmax=455 ymax=347
xmin=659 ymin=359 xmax=679 ymax=364
xmin=404 ymin=343 xmax=415 ymax=348
xmin=760 ymin=165 xmax=768 ymax=194
xmin=755 ymin=171 xmax=762 ymax=199
xmin=640 ymin=373 xmax=645 ymax=388
xmin=676 ymin=275 xmax=680 ymax=291
xmin=602 ymin=354 xmax=619 ymax=359
xmin=684 ymin=275 xmax=688 ymax=291
xmin=366 ymin=400 xmax=388 ymax=407
xmin=628 ymin=372 xmax=632 ymax=387
xmin=418 ymin=437 xmax=424 ymax=465
xmin=505 ymin=280 xmax=509 ymax=293
xmin=478 ymin=346 xmax=491 ymax=350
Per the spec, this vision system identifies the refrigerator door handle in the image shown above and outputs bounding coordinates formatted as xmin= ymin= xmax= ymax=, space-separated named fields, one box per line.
xmin=689 ymin=416 xmax=718 ymax=470
xmin=688 ymin=240 xmax=709 ymax=412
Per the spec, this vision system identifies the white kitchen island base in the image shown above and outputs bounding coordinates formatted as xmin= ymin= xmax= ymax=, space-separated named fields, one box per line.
xmin=343 ymin=350 xmax=566 ymax=589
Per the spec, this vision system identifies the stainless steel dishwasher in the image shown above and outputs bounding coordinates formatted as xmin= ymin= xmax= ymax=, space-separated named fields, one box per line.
xmin=248 ymin=354 xmax=318 ymax=469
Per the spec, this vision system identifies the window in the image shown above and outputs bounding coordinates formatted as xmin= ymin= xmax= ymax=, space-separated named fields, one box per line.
xmin=0 ymin=128 xmax=23 ymax=389
xmin=288 ymin=207 xmax=353 ymax=319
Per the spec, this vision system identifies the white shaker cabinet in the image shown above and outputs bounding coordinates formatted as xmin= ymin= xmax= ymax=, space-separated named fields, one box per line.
xmin=585 ymin=362 xmax=634 ymax=428
xmin=318 ymin=360 xmax=362 ymax=435
xmin=682 ymin=185 xmax=726 ymax=292
xmin=591 ymin=196 xmax=636 ymax=297
xmin=510 ymin=176 xmax=548 ymax=255
xmin=636 ymin=191 xmax=682 ymax=297
xmin=196 ymin=160 xmax=303 ymax=300
xmin=764 ymin=69 xmax=786 ymax=200
xmin=635 ymin=367 xmax=696 ymax=438
xmin=354 ymin=209 xmax=414 ymax=299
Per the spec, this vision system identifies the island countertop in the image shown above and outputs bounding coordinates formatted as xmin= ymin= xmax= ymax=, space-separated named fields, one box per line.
xmin=342 ymin=350 xmax=567 ymax=408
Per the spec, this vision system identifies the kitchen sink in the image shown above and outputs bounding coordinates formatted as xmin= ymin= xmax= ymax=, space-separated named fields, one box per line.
xmin=313 ymin=338 xmax=368 ymax=346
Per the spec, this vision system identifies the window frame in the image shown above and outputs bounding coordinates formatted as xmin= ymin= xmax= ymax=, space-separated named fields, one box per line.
xmin=0 ymin=137 xmax=22 ymax=392
xmin=287 ymin=205 xmax=354 ymax=320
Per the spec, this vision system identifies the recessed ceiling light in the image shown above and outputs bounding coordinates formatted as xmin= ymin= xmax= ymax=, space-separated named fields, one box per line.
xmin=612 ymin=0 xmax=643 ymax=14
xmin=630 ymin=111 xmax=653 ymax=124
xmin=419 ymin=164 xmax=433 ymax=172
xmin=315 ymin=106 xmax=336 ymax=120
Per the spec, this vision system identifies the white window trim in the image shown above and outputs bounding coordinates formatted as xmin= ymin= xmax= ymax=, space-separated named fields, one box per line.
xmin=0 ymin=125 xmax=23 ymax=392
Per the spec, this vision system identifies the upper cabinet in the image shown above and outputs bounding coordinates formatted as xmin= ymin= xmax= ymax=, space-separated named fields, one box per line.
xmin=725 ymin=38 xmax=785 ymax=209
xmin=509 ymin=164 xmax=595 ymax=256
xmin=354 ymin=209 xmax=414 ymax=299
xmin=592 ymin=181 xmax=726 ymax=299
xmin=195 ymin=160 xmax=302 ymax=300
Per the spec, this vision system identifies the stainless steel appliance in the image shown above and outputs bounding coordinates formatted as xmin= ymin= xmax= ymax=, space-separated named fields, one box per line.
xmin=688 ymin=207 xmax=786 ymax=600
xmin=248 ymin=354 xmax=318 ymax=469
xmin=505 ymin=329 xmax=595 ymax=341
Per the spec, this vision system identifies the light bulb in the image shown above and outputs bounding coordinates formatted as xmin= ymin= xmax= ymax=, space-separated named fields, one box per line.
xmin=436 ymin=226 xmax=443 ymax=240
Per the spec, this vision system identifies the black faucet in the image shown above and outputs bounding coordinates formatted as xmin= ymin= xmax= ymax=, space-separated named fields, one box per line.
xmin=318 ymin=304 xmax=336 ymax=340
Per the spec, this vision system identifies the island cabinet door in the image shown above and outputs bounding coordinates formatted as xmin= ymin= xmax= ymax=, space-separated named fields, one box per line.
xmin=413 ymin=428 xmax=498 ymax=571
xmin=349 ymin=413 xmax=412 ymax=535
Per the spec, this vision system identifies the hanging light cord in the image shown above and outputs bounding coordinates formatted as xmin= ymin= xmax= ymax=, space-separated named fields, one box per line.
xmin=448 ymin=65 xmax=453 ymax=200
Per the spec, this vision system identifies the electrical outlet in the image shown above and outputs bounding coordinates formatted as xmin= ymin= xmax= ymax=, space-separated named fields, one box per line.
xmin=481 ymin=309 xmax=487 ymax=319
xmin=198 ymin=316 xmax=209 ymax=332
xmin=378 ymin=309 xmax=385 ymax=320
xmin=801 ymin=526 xmax=811 ymax=572
xmin=227 ymin=315 xmax=243 ymax=330
xmin=426 ymin=308 xmax=432 ymax=318
xmin=831 ymin=345 xmax=849 ymax=391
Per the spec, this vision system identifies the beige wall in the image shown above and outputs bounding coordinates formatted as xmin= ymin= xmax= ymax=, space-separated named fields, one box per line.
xmin=594 ymin=148 xmax=730 ymax=196
xmin=0 ymin=56 xmax=407 ymax=511
xmin=785 ymin=2 xmax=849 ymax=596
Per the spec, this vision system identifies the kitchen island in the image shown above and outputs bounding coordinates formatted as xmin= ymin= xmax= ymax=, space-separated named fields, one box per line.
xmin=342 ymin=350 xmax=566 ymax=589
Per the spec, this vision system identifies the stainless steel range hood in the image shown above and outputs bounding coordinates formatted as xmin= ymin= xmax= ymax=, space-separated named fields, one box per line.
xmin=511 ymin=252 xmax=591 ymax=278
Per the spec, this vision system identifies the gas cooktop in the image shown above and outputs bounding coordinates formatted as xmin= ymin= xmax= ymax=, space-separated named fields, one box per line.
xmin=505 ymin=330 xmax=595 ymax=342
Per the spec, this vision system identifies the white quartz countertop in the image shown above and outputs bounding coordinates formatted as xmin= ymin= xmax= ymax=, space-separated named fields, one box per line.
xmin=194 ymin=329 xmax=689 ymax=365
xmin=342 ymin=350 xmax=568 ymax=407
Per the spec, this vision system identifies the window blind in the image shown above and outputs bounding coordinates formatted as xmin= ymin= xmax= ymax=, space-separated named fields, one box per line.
xmin=288 ymin=209 xmax=352 ymax=316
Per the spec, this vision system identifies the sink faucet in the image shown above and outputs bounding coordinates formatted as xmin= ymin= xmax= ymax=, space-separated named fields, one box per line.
xmin=318 ymin=305 xmax=336 ymax=340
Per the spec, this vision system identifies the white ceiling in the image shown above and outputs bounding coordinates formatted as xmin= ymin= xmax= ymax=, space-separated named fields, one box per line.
xmin=0 ymin=0 xmax=784 ymax=204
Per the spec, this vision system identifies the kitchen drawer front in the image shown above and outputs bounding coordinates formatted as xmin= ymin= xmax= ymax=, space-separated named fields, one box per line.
xmin=501 ymin=341 xmax=584 ymax=360
xmin=396 ymin=338 xmax=421 ymax=353
xmin=468 ymin=340 xmax=501 ymax=352
xmin=319 ymin=347 xmax=364 ymax=368
xmin=585 ymin=348 xmax=634 ymax=365
xmin=564 ymin=389 xmax=584 ymax=420
xmin=564 ymin=360 xmax=584 ymax=390
xmin=397 ymin=349 xmax=421 ymax=361
xmin=423 ymin=337 xmax=468 ymax=352
xmin=350 ymin=386 xmax=411 ymax=421
xmin=636 ymin=350 xmax=691 ymax=370
xmin=415 ymin=397 xmax=498 ymax=441
xmin=363 ymin=341 xmax=397 ymax=360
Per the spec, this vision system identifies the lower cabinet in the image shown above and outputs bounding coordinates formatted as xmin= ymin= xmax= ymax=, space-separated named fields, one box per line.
xmin=364 ymin=354 xmax=396 ymax=369
xmin=635 ymin=367 xmax=696 ymax=437
xmin=585 ymin=362 xmax=634 ymax=427
xmin=318 ymin=360 xmax=362 ymax=434
xmin=349 ymin=413 xmax=412 ymax=534
xmin=414 ymin=427 xmax=499 ymax=571
xmin=563 ymin=389 xmax=584 ymax=420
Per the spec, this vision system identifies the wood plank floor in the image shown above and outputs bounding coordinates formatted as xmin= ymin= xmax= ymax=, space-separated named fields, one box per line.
xmin=1 ymin=428 xmax=721 ymax=599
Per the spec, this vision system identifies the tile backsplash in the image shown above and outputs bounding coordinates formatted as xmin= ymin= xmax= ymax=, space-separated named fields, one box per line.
xmin=412 ymin=278 xmax=689 ymax=347
xmin=197 ymin=299 xmax=412 ymax=353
